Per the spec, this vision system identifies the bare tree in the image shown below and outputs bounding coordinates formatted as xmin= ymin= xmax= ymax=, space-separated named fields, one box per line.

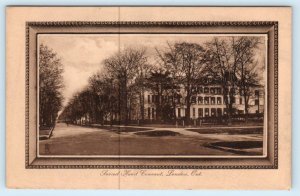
xmin=103 ymin=48 xmax=148 ymax=124
xmin=134 ymin=63 xmax=153 ymax=123
xmin=205 ymin=38 xmax=235 ymax=123
xmin=88 ymin=71 xmax=118 ymax=124
xmin=59 ymin=37 xmax=264 ymax=127
xmin=234 ymin=37 xmax=263 ymax=118
xmin=157 ymin=42 xmax=206 ymax=125
xmin=205 ymin=36 xmax=262 ymax=123
xmin=145 ymin=68 xmax=174 ymax=122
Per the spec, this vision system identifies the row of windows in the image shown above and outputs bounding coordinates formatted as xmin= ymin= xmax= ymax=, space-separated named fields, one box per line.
xmin=191 ymin=96 xmax=245 ymax=105
xmin=147 ymin=88 xmax=224 ymax=103
xmin=147 ymin=105 xmax=261 ymax=119
xmin=193 ymin=96 xmax=223 ymax=105
xmin=147 ymin=95 xmax=246 ymax=105
xmin=194 ymin=87 xmax=222 ymax=95
xmin=147 ymin=107 xmax=224 ymax=119
xmin=178 ymin=108 xmax=224 ymax=118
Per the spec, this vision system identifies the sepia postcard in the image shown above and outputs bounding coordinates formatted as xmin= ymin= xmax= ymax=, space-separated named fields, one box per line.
xmin=6 ymin=7 xmax=291 ymax=189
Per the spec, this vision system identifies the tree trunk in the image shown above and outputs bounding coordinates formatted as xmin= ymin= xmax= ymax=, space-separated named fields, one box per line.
xmin=222 ymin=85 xmax=232 ymax=125
xmin=243 ymin=87 xmax=249 ymax=123
xmin=185 ymin=88 xmax=191 ymax=126
xmin=172 ymin=94 xmax=177 ymax=123
xmin=118 ymin=83 xmax=121 ymax=125
xmin=123 ymin=77 xmax=128 ymax=125
xmin=139 ymin=88 xmax=145 ymax=123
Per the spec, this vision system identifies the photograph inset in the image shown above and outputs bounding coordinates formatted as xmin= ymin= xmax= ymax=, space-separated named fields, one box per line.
xmin=38 ymin=34 xmax=266 ymax=157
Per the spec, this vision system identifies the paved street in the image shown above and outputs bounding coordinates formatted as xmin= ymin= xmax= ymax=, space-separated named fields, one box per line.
xmin=39 ymin=123 xmax=263 ymax=156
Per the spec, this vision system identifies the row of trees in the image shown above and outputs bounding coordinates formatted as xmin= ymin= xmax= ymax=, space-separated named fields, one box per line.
xmin=39 ymin=44 xmax=64 ymax=127
xmin=59 ymin=36 xmax=263 ymax=125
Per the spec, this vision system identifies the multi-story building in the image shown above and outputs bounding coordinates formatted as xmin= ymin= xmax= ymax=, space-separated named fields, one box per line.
xmin=144 ymin=81 xmax=264 ymax=121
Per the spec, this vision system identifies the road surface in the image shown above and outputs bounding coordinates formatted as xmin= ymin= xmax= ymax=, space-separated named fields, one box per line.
xmin=39 ymin=123 xmax=263 ymax=156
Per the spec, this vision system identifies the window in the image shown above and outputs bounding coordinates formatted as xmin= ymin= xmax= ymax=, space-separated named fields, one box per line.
xmin=156 ymin=95 xmax=159 ymax=103
xmin=191 ymin=96 xmax=196 ymax=104
xmin=210 ymin=88 xmax=215 ymax=94
xmin=217 ymin=108 xmax=222 ymax=116
xmin=205 ymin=108 xmax=209 ymax=117
xmin=238 ymin=110 xmax=244 ymax=114
xmin=198 ymin=96 xmax=203 ymax=104
xmin=217 ymin=97 xmax=222 ymax=104
xmin=152 ymin=95 xmax=155 ymax=103
xmin=198 ymin=108 xmax=203 ymax=118
xmin=148 ymin=107 xmax=151 ymax=119
xmin=208 ymin=77 xmax=212 ymax=83
xmin=198 ymin=86 xmax=203 ymax=93
xmin=152 ymin=108 xmax=155 ymax=119
xmin=178 ymin=108 xmax=181 ymax=118
xmin=177 ymin=95 xmax=181 ymax=103
xmin=148 ymin=95 xmax=150 ymax=104
xmin=211 ymin=108 xmax=216 ymax=117
xmin=255 ymin=99 xmax=259 ymax=105
xmin=240 ymin=97 xmax=243 ymax=105
xmin=216 ymin=88 xmax=222 ymax=94
xmin=211 ymin=97 xmax=216 ymax=104
xmin=193 ymin=108 xmax=196 ymax=117
xmin=224 ymin=108 xmax=228 ymax=115
xmin=204 ymin=87 xmax=209 ymax=93
xmin=204 ymin=97 xmax=210 ymax=104
xmin=255 ymin=90 xmax=259 ymax=96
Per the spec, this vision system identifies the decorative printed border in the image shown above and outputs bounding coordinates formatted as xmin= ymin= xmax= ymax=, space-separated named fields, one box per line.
xmin=273 ymin=22 xmax=279 ymax=168
xmin=25 ymin=24 xmax=30 ymax=167
xmin=26 ymin=21 xmax=278 ymax=27
xmin=25 ymin=21 xmax=278 ymax=169
xmin=26 ymin=164 xmax=277 ymax=169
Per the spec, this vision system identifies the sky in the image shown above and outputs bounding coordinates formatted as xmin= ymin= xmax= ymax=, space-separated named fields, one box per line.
xmin=38 ymin=34 xmax=266 ymax=107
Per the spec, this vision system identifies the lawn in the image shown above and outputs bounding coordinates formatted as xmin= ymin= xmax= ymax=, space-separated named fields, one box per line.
xmin=186 ymin=127 xmax=263 ymax=135
xmin=135 ymin=130 xmax=181 ymax=137
xmin=88 ymin=124 xmax=152 ymax=133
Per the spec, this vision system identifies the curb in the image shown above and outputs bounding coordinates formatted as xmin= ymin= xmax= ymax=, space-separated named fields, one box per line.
xmin=39 ymin=126 xmax=54 ymax=140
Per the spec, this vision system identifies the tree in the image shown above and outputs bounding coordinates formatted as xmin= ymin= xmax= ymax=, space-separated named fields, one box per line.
xmin=205 ymin=36 xmax=262 ymax=123
xmin=88 ymin=72 xmax=119 ymax=124
xmin=145 ymin=68 xmax=174 ymax=122
xmin=39 ymin=44 xmax=64 ymax=127
xmin=134 ymin=63 xmax=153 ymax=123
xmin=157 ymin=42 xmax=206 ymax=125
xmin=234 ymin=37 xmax=262 ymax=118
xmin=205 ymin=38 xmax=236 ymax=123
xmin=59 ymin=88 xmax=94 ymax=124
xmin=103 ymin=48 xmax=148 ymax=124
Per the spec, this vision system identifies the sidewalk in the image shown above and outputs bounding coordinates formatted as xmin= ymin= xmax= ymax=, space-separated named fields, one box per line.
xmin=91 ymin=123 xmax=263 ymax=130
xmin=89 ymin=123 xmax=263 ymax=137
